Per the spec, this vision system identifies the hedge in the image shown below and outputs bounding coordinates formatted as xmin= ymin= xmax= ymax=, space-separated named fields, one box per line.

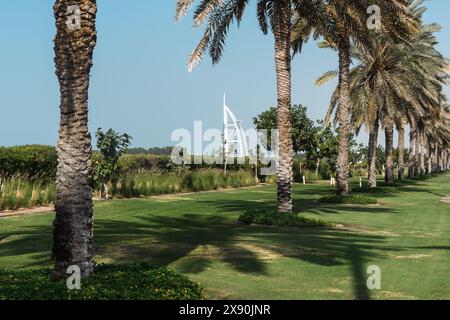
xmin=238 ymin=209 xmax=334 ymax=228
xmin=0 ymin=145 xmax=57 ymax=180
xmin=318 ymin=194 xmax=378 ymax=205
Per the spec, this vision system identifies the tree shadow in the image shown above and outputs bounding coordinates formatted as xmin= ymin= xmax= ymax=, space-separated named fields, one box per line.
xmin=197 ymin=196 xmax=402 ymax=217
xmin=89 ymin=212 xmax=402 ymax=300
xmin=0 ymin=211 xmax=402 ymax=299
xmin=0 ymin=225 xmax=53 ymax=268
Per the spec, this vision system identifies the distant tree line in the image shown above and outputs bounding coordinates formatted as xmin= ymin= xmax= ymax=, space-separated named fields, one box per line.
xmin=125 ymin=146 xmax=174 ymax=156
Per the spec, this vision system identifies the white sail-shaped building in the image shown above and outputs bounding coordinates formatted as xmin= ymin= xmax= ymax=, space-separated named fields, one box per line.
xmin=223 ymin=94 xmax=248 ymax=159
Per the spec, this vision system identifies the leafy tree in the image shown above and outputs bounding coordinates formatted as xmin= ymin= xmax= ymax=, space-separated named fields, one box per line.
xmin=126 ymin=147 xmax=174 ymax=156
xmin=350 ymin=142 xmax=366 ymax=166
xmin=306 ymin=120 xmax=340 ymax=177
xmin=253 ymin=105 xmax=315 ymax=154
xmin=94 ymin=128 xmax=132 ymax=199
xmin=254 ymin=108 xmax=342 ymax=178
xmin=147 ymin=147 xmax=174 ymax=156
xmin=126 ymin=147 xmax=149 ymax=155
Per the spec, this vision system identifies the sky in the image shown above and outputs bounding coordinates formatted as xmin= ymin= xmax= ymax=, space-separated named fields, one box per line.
xmin=0 ymin=0 xmax=449 ymax=148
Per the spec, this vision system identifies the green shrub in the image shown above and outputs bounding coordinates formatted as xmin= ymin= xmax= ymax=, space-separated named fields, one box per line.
xmin=0 ymin=145 xmax=57 ymax=180
xmin=292 ymin=158 xmax=334 ymax=182
xmin=238 ymin=209 xmax=334 ymax=228
xmin=318 ymin=194 xmax=378 ymax=205
xmin=353 ymin=186 xmax=401 ymax=194
xmin=351 ymin=167 xmax=367 ymax=178
xmin=0 ymin=262 xmax=204 ymax=300
xmin=304 ymin=170 xmax=319 ymax=182
xmin=263 ymin=175 xmax=277 ymax=184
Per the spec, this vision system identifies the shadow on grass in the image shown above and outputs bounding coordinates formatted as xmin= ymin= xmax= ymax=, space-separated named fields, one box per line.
xmin=0 ymin=226 xmax=53 ymax=268
xmin=0 ymin=211 xmax=403 ymax=300
xmin=198 ymin=196 xmax=400 ymax=217
xmin=100 ymin=213 xmax=405 ymax=300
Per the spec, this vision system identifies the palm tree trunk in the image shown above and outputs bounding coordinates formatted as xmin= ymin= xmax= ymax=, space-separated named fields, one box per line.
xmin=397 ymin=124 xmax=405 ymax=180
xmin=335 ymin=24 xmax=351 ymax=196
xmin=368 ymin=119 xmax=379 ymax=188
xmin=445 ymin=151 xmax=449 ymax=171
xmin=437 ymin=147 xmax=441 ymax=172
xmin=445 ymin=150 xmax=450 ymax=171
xmin=427 ymin=139 xmax=432 ymax=174
xmin=433 ymin=143 xmax=438 ymax=172
xmin=385 ymin=124 xmax=394 ymax=184
xmin=273 ymin=0 xmax=293 ymax=213
xmin=52 ymin=0 xmax=97 ymax=279
xmin=315 ymin=158 xmax=320 ymax=180
xmin=419 ymin=131 xmax=425 ymax=175
xmin=442 ymin=150 xmax=446 ymax=171
xmin=408 ymin=130 xmax=415 ymax=178
xmin=414 ymin=135 xmax=420 ymax=176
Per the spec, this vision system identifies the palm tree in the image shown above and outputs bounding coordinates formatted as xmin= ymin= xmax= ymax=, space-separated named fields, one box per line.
xmin=176 ymin=0 xmax=295 ymax=212
xmin=294 ymin=0 xmax=415 ymax=194
xmin=52 ymin=0 xmax=97 ymax=279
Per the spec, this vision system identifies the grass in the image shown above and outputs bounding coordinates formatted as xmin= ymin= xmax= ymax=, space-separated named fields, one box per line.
xmin=0 ymin=173 xmax=450 ymax=299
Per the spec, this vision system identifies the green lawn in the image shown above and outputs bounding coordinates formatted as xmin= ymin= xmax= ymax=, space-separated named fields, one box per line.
xmin=1 ymin=173 xmax=450 ymax=300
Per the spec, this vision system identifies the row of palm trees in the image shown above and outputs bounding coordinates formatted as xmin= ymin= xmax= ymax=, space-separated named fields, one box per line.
xmin=177 ymin=0 xmax=417 ymax=210
xmin=319 ymin=0 xmax=450 ymax=187
xmin=51 ymin=0 xmax=448 ymax=278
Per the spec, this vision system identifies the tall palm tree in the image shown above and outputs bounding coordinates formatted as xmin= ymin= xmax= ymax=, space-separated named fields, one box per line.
xmin=52 ymin=0 xmax=97 ymax=279
xmin=176 ymin=0 xmax=295 ymax=212
xmin=294 ymin=0 xmax=415 ymax=194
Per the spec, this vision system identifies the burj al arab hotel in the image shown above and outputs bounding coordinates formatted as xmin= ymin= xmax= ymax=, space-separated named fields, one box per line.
xmin=222 ymin=94 xmax=248 ymax=159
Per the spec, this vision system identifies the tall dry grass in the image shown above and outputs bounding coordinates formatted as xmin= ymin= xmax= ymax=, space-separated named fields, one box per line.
xmin=0 ymin=175 xmax=55 ymax=211
xmin=106 ymin=169 xmax=258 ymax=198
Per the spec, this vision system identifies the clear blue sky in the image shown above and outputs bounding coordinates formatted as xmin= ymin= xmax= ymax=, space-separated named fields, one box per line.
xmin=1 ymin=0 xmax=449 ymax=147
